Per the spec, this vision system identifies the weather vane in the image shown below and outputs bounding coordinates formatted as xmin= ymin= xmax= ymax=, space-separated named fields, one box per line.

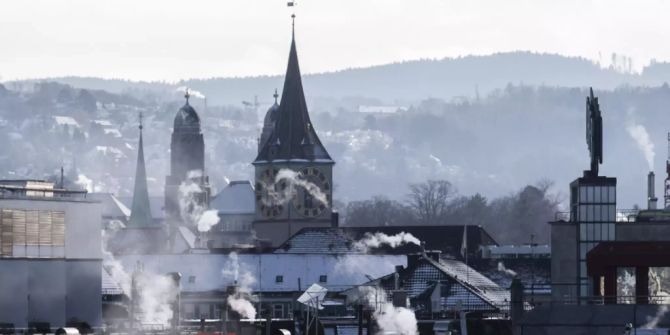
xmin=287 ymin=1 xmax=297 ymax=35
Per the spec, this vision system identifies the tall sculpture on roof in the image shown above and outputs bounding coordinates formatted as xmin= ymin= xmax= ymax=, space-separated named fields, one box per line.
xmin=252 ymin=16 xmax=335 ymax=246
xmin=165 ymin=91 xmax=211 ymax=250
xmin=586 ymin=87 xmax=603 ymax=177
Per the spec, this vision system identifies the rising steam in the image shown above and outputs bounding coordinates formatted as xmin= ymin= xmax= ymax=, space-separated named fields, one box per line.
xmin=102 ymin=226 xmax=177 ymax=326
xmin=222 ymin=252 xmax=258 ymax=319
xmin=356 ymin=286 xmax=417 ymax=335
xmin=626 ymin=119 xmax=655 ymax=170
xmin=178 ymin=169 xmax=219 ymax=232
xmin=353 ymin=232 xmax=421 ymax=252
xmin=176 ymin=86 xmax=206 ymax=99
xmin=497 ymin=262 xmax=517 ymax=277
xmin=258 ymin=168 xmax=330 ymax=207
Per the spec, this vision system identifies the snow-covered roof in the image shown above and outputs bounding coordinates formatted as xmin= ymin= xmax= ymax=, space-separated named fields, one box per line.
xmin=93 ymin=119 xmax=113 ymax=127
xmin=103 ymin=128 xmax=122 ymax=138
xmin=210 ymin=181 xmax=255 ymax=215
xmin=53 ymin=116 xmax=80 ymax=127
xmin=88 ymin=192 xmax=131 ymax=218
xmin=117 ymin=253 xmax=406 ymax=293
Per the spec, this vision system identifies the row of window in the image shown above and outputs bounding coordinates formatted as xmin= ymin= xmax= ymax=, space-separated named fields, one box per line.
xmin=578 ymin=185 xmax=616 ymax=204
xmin=182 ymin=302 xmax=293 ymax=319
xmin=579 ymin=223 xmax=615 ymax=242
xmin=577 ymin=204 xmax=616 ymax=222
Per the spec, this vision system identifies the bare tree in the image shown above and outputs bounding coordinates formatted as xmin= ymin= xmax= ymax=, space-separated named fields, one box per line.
xmin=344 ymin=196 xmax=414 ymax=226
xmin=407 ymin=180 xmax=455 ymax=224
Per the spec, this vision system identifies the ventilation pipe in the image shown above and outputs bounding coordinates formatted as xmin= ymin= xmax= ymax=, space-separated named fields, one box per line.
xmin=648 ymin=171 xmax=658 ymax=210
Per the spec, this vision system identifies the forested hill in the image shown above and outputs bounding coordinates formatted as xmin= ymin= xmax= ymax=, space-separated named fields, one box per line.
xmin=13 ymin=51 xmax=670 ymax=106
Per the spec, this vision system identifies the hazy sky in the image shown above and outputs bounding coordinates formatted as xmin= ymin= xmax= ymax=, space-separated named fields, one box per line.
xmin=1 ymin=0 xmax=669 ymax=82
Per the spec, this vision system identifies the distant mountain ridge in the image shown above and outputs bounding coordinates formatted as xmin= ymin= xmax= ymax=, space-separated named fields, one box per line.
xmin=8 ymin=51 xmax=670 ymax=106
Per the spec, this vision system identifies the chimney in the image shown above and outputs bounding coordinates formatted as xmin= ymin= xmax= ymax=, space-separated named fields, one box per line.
xmin=648 ymin=171 xmax=658 ymax=210
xmin=331 ymin=211 xmax=339 ymax=227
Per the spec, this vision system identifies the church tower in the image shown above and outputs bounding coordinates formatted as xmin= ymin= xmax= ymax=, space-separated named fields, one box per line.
xmin=165 ymin=92 xmax=211 ymax=250
xmin=252 ymin=19 xmax=335 ymax=246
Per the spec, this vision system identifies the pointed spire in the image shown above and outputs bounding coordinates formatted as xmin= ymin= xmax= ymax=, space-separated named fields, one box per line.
xmin=273 ymin=88 xmax=279 ymax=105
xmin=128 ymin=112 xmax=154 ymax=227
xmin=253 ymin=16 xmax=332 ymax=163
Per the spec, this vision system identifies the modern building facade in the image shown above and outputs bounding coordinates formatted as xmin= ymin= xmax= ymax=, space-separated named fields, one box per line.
xmin=0 ymin=181 xmax=102 ymax=329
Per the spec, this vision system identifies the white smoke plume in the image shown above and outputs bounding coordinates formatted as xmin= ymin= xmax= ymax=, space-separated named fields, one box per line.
xmin=76 ymin=173 xmax=94 ymax=192
xmin=197 ymin=210 xmax=220 ymax=232
xmin=643 ymin=305 xmax=669 ymax=329
xmin=102 ymin=227 xmax=177 ymax=326
xmin=258 ymin=168 xmax=330 ymax=208
xmin=222 ymin=252 xmax=258 ymax=319
xmin=356 ymin=286 xmax=417 ymax=335
xmin=353 ymin=232 xmax=421 ymax=252
xmin=626 ymin=120 xmax=655 ymax=170
xmin=176 ymin=86 xmax=206 ymax=99
xmin=178 ymin=169 xmax=219 ymax=232
xmin=497 ymin=262 xmax=517 ymax=277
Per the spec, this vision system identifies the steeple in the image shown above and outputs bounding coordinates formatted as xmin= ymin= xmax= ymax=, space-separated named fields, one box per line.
xmin=253 ymin=18 xmax=332 ymax=163
xmin=128 ymin=112 xmax=154 ymax=227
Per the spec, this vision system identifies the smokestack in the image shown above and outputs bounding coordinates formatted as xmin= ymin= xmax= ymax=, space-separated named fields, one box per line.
xmin=648 ymin=171 xmax=658 ymax=210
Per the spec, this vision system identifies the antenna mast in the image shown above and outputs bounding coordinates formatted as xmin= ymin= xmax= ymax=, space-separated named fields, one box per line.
xmin=665 ymin=132 xmax=670 ymax=209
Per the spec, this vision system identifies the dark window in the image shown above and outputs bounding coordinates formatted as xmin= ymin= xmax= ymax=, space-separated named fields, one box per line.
xmin=275 ymin=275 xmax=283 ymax=283
xmin=319 ymin=275 xmax=327 ymax=283
xmin=189 ymin=275 xmax=196 ymax=283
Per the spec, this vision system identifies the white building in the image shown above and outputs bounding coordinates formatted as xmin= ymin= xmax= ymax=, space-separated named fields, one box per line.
xmin=0 ymin=180 xmax=102 ymax=330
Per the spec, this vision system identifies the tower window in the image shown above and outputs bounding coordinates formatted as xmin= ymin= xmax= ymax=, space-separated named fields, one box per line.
xmin=275 ymin=275 xmax=284 ymax=283
xmin=319 ymin=275 xmax=327 ymax=283
xmin=189 ymin=275 xmax=196 ymax=283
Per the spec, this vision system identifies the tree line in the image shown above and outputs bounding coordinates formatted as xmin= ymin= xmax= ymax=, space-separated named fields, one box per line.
xmin=342 ymin=179 xmax=561 ymax=244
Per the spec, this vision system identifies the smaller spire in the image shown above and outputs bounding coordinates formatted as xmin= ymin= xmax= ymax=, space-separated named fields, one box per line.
xmin=139 ymin=112 xmax=143 ymax=131
xmin=292 ymin=13 xmax=296 ymax=39
xmin=273 ymin=89 xmax=279 ymax=104
xmin=184 ymin=89 xmax=191 ymax=105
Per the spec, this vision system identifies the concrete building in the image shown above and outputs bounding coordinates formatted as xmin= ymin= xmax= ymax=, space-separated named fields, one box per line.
xmin=0 ymin=181 xmax=102 ymax=330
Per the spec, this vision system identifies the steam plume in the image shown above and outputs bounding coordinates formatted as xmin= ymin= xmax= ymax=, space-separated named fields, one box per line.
xmin=626 ymin=120 xmax=655 ymax=170
xmin=222 ymin=252 xmax=257 ymax=319
xmin=102 ymin=227 xmax=177 ymax=326
xmin=356 ymin=286 xmax=417 ymax=335
xmin=643 ymin=305 xmax=669 ymax=329
xmin=497 ymin=262 xmax=517 ymax=277
xmin=178 ymin=169 xmax=219 ymax=232
xmin=258 ymin=168 xmax=330 ymax=207
xmin=353 ymin=232 xmax=420 ymax=252
xmin=176 ymin=86 xmax=206 ymax=99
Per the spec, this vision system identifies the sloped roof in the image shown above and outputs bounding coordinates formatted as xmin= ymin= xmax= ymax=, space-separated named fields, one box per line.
xmin=116 ymin=253 xmax=406 ymax=293
xmin=275 ymin=226 xmax=497 ymax=257
xmin=254 ymin=35 xmax=332 ymax=163
xmin=128 ymin=127 xmax=154 ymax=227
xmin=377 ymin=253 xmax=510 ymax=312
xmin=210 ymin=181 xmax=255 ymax=215
xmin=88 ymin=192 xmax=131 ymax=218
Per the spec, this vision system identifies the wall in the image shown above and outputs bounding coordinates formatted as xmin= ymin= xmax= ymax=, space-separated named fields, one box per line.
xmin=617 ymin=221 xmax=670 ymax=241
xmin=550 ymin=222 xmax=577 ymax=301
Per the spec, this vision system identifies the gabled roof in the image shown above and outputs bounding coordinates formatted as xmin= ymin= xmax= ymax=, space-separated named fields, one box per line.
xmin=88 ymin=192 xmax=131 ymax=218
xmin=376 ymin=253 xmax=510 ymax=313
xmin=210 ymin=180 xmax=255 ymax=215
xmin=254 ymin=34 xmax=332 ymax=163
xmin=275 ymin=226 xmax=497 ymax=257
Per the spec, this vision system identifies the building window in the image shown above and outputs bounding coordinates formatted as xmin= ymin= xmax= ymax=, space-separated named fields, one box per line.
xmin=319 ymin=275 xmax=327 ymax=283
xmin=188 ymin=275 xmax=196 ymax=283
xmin=275 ymin=275 xmax=283 ymax=283
xmin=273 ymin=304 xmax=284 ymax=318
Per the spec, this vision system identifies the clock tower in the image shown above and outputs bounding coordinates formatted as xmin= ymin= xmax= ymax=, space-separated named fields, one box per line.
xmin=252 ymin=22 xmax=335 ymax=246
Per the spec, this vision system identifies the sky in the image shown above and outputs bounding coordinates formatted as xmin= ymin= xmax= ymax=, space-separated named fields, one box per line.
xmin=1 ymin=0 xmax=669 ymax=82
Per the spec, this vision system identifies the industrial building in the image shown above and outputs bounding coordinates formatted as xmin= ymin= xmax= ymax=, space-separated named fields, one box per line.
xmin=0 ymin=180 xmax=103 ymax=331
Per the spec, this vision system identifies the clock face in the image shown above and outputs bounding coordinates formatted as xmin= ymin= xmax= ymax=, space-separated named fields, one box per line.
xmin=255 ymin=168 xmax=287 ymax=219
xmin=292 ymin=167 xmax=331 ymax=218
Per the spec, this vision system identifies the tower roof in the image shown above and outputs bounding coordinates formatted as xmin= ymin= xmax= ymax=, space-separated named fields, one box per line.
xmin=128 ymin=114 xmax=155 ymax=227
xmin=254 ymin=31 xmax=332 ymax=163
xmin=174 ymin=92 xmax=201 ymax=130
